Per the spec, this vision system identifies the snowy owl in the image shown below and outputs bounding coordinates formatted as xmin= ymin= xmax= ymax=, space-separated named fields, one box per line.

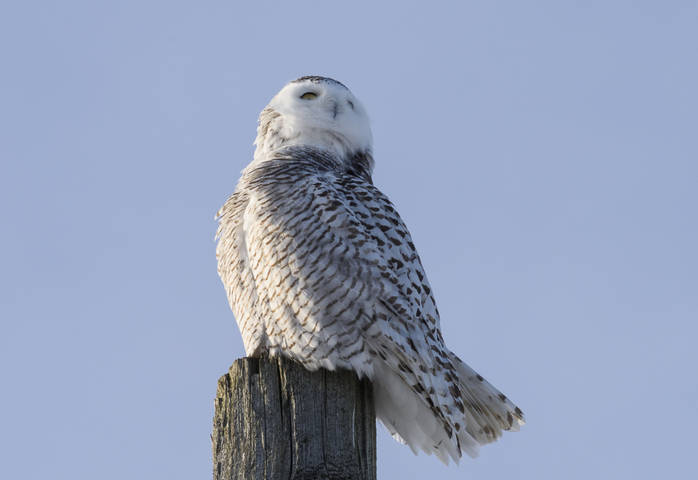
xmin=216 ymin=76 xmax=524 ymax=463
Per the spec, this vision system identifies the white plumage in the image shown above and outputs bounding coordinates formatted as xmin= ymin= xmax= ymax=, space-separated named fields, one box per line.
xmin=216 ymin=76 xmax=524 ymax=463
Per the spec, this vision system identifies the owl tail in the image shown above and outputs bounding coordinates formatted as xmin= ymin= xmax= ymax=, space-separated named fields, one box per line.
xmin=372 ymin=359 xmax=475 ymax=464
xmin=449 ymin=353 xmax=525 ymax=446
xmin=372 ymin=351 xmax=524 ymax=464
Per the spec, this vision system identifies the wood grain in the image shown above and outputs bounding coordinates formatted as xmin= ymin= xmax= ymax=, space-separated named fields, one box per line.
xmin=213 ymin=356 xmax=376 ymax=480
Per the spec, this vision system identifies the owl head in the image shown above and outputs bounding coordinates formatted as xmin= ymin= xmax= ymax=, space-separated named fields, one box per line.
xmin=253 ymin=76 xmax=373 ymax=164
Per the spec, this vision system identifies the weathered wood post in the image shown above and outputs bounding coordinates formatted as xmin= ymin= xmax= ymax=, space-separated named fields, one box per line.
xmin=213 ymin=355 xmax=376 ymax=480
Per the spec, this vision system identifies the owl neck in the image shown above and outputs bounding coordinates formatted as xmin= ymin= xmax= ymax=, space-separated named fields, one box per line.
xmin=251 ymin=143 xmax=374 ymax=182
xmin=253 ymin=108 xmax=373 ymax=172
xmin=255 ymin=127 xmax=368 ymax=159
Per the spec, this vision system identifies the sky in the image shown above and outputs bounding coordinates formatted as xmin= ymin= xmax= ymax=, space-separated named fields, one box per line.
xmin=1 ymin=1 xmax=697 ymax=479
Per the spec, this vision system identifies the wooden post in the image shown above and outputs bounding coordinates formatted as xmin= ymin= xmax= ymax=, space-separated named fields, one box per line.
xmin=212 ymin=356 xmax=376 ymax=480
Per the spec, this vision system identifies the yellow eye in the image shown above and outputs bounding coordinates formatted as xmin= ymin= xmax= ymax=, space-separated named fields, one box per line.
xmin=300 ymin=91 xmax=318 ymax=100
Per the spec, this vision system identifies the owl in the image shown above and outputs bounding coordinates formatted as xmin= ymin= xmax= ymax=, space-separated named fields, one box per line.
xmin=216 ymin=76 xmax=524 ymax=463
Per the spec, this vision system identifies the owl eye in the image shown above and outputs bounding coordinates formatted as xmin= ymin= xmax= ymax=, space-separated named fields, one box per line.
xmin=300 ymin=91 xmax=318 ymax=100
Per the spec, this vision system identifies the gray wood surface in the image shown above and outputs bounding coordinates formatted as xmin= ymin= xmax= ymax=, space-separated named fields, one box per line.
xmin=213 ymin=356 xmax=376 ymax=480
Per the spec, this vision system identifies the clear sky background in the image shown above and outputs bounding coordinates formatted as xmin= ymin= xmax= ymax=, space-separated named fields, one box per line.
xmin=2 ymin=1 xmax=696 ymax=479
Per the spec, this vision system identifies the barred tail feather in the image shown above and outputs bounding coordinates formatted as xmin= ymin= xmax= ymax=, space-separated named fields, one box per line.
xmin=450 ymin=353 xmax=526 ymax=444
xmin=372 ymin=360 xmax=479 ymax=464
xmin=371 ymin=352 xmax=524 ymax=465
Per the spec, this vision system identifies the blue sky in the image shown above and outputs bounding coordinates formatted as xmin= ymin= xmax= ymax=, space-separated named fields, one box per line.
xmin=1 ymin=1 xmax=696 ymax=479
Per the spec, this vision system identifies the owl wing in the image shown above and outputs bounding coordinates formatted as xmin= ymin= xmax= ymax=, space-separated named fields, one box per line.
xmin=235 ymin=153 xmax=414 ymax=374
xmin=216 ymin=189 xmax=271 ymax=355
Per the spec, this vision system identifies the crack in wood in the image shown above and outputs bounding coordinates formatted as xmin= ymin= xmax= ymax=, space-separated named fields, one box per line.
xmin=212 ymin=356 xmax=376 ymax=480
